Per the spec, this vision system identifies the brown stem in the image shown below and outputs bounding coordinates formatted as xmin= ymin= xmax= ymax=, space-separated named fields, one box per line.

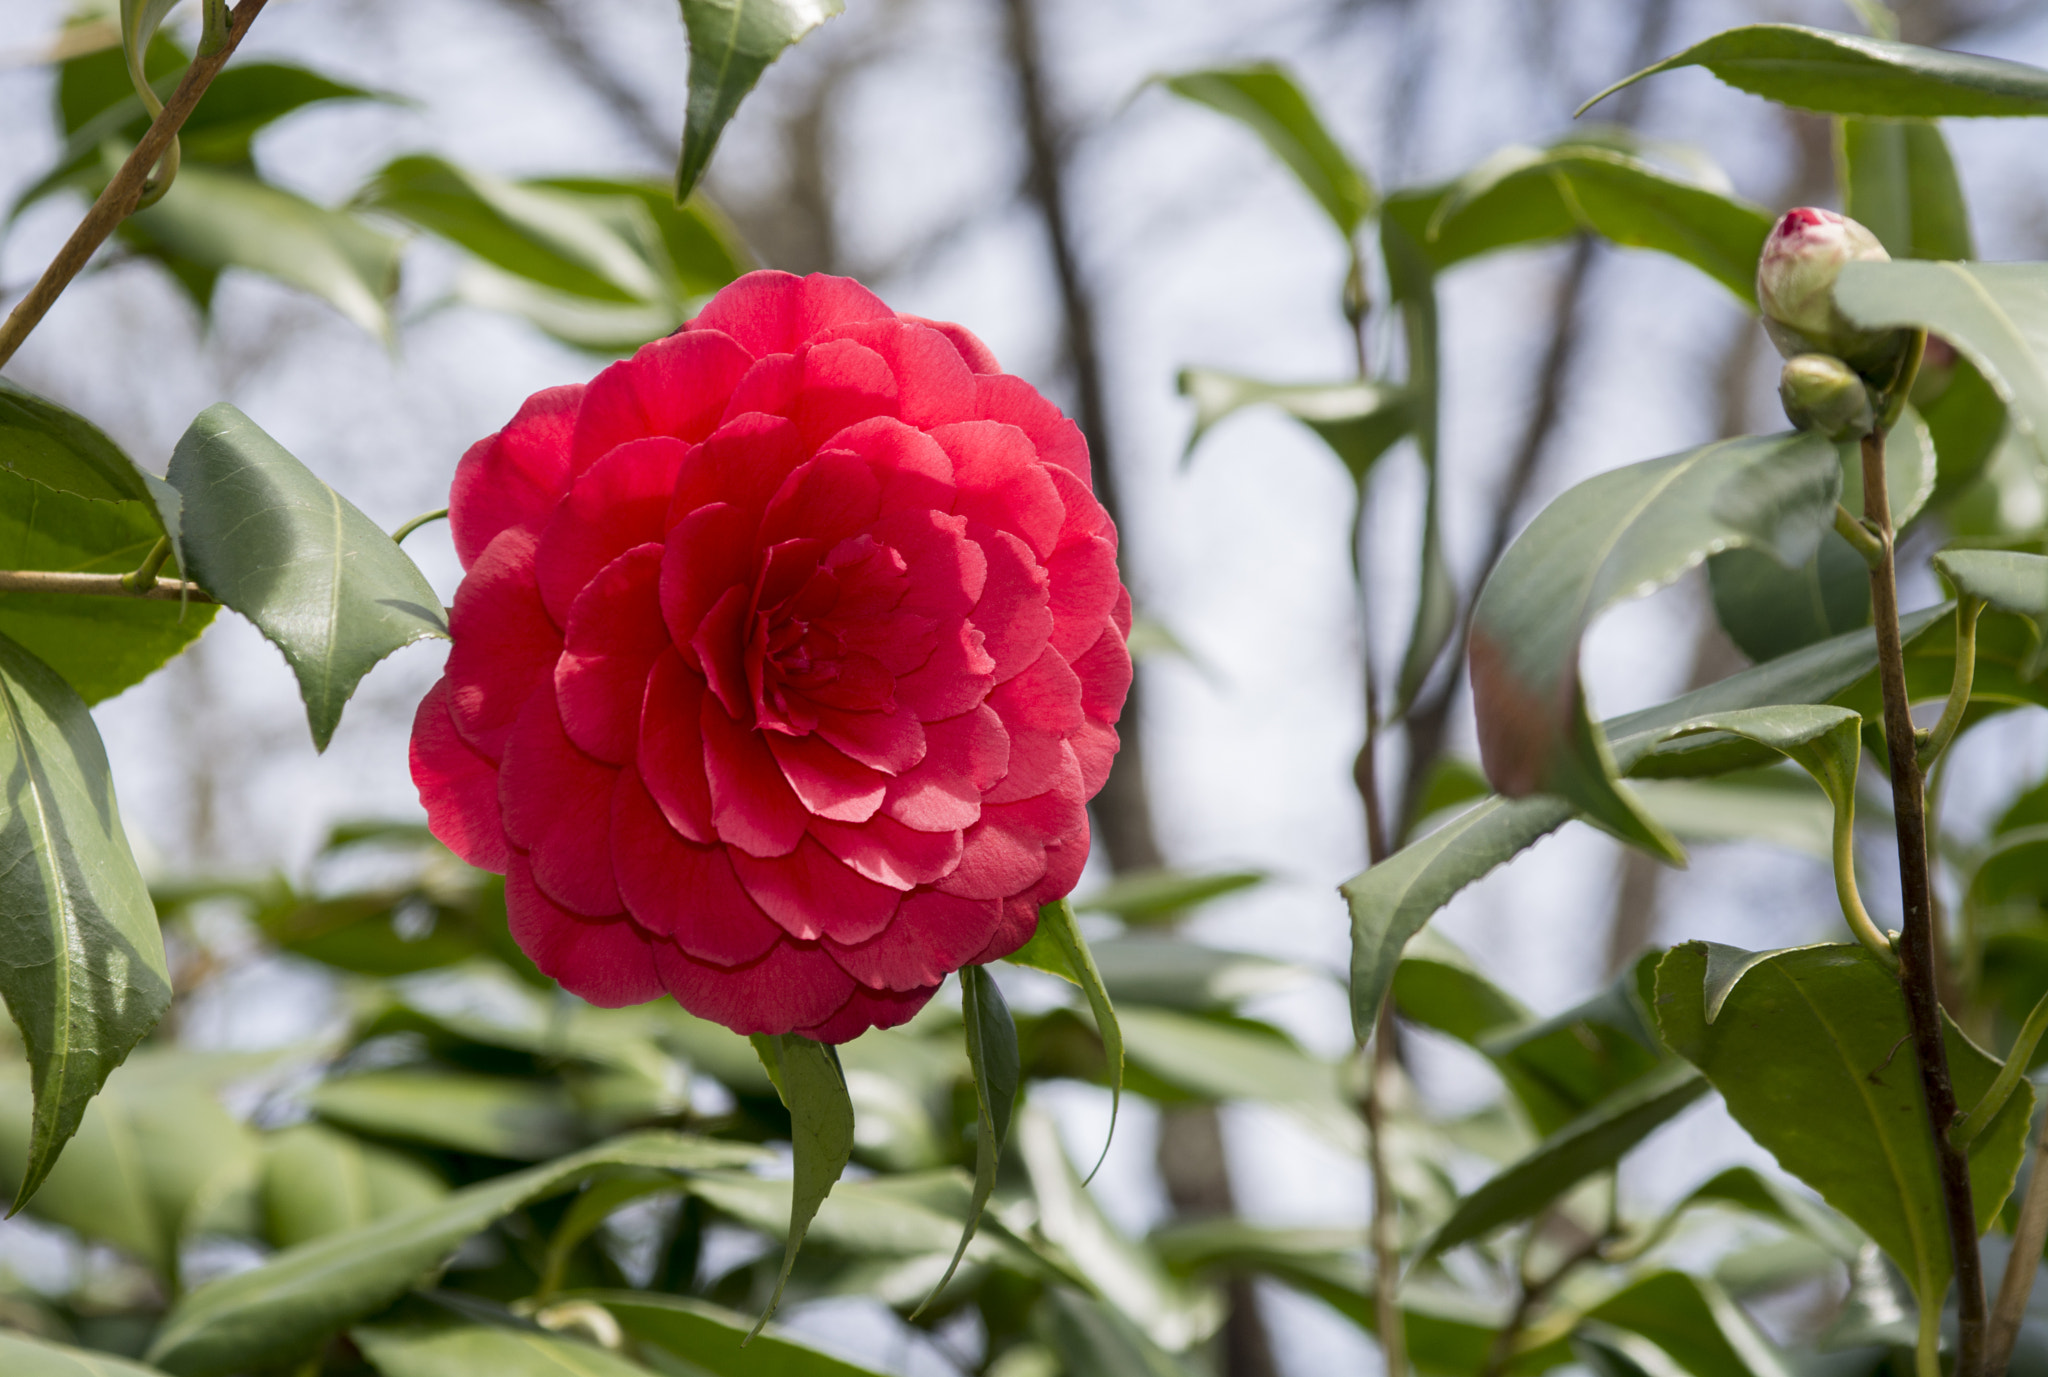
xmin=0 ymin=0 xmax=269 ymax=372
xmin=0 ymin=570 xmax=212 ymax=603
xmin=1477 ymin=1216 xmax=1610 ymax=1377
xmin=1863 ymin=425 xmax=1985 ymax=1375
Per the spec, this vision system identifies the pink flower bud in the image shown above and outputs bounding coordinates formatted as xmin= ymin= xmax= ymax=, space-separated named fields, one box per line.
xmin=1757 ymin=208 xmax=1908 ymax=377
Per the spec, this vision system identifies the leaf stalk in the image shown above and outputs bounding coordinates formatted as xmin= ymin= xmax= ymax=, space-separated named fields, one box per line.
xmin=119 ymin=537 xmax=174 ymax=594
xmin=1919 ymin=596 xmax=1983 ymax=769
xmin=1834 ymin=503 xmax=1885 ymax=568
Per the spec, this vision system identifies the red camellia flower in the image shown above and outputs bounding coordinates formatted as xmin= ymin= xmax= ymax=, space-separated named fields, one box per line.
xmin=410 ymin=271 xmax=1131 ymax=1042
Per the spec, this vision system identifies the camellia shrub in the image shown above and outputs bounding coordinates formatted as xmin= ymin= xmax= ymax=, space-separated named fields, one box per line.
xmin=17 ymin=4 xmax=2048 ymax=1377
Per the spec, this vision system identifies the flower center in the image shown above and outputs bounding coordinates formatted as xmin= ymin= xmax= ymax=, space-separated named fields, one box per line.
xmin=744 ymin=534 xmax=923 ymax=736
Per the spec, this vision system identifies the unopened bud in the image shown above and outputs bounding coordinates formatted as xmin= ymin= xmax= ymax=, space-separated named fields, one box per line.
xmin=1757 ymin=208 xmax=1910 ymax=378
xmin=1779 ymin=353 xmax=1874 ymax=439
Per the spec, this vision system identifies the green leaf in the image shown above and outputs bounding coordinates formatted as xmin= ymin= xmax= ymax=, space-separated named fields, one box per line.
xmin=579 ymin=1291 xmax=892 ymax=1376
xmin=260 ymin=1123 xmax=446 ymax=1249
xmin=0 ymin=378 xmax=155 ymax=502
xmin=532 ymin=178 xmax=753 ymax=298
xmin=1469 ymin=431 xmax=1843 ymax=862
xmin=1707 ymin=410 xmax=1935 ymax=662
xmin=1344 ymin=605 xmax=1948 ymax=1041
xmin=0 ymin=633 xmax=171 ymax=1213
xmin=1632 ymin=768 xmax=1836 ymax=859
xmin=1424 ymin=1061 xmax=1708 ymax=1258
xmin=1654 ymin=941 xmax=2034 ymax=1319
xmin=922 ymin=964 xmax=1018 ymax=1309
xmin=0 ymin=467 xmax=215 ymax=704
xmin=1088 ymin=938 xmax=1303 ymax=1011
xmin=307 ymin=1071 xmax=585 ymax=1161
xmin=1176 ymin=371 xmax=1409 ymax=486
xmin=0 ymin=1050 xmax=261 ymax=1271
xmin=1480 ymin=955 xmax=1666 ymax=1135
xmin=145 ymin=1131 xmax=754 ymax=1376
xmin=1391 ymin=930 xmax=1531 ymax=1045
xmin=1032 ymin=1286 xmax=1201 ymax=1377
xmin=359 ymin=155 xmax=665 ymax=304
xmin=165 ymin=404 xmax=447 ymax=751
xmin=1158 ymin=63 xmax=1371 ymax=238
xmin=749 ymin=1033 xmax=855 ymax=1332
xmin=675 ymin=0 xmax=844 ymax=202
xmin=1580 ymin=1269 xmax=1795 ymax=1377
xmin=1038 ymin=898 xmax=1123 ymax=1176
xmin=1425 ymin=140 xmax=1772 ymax=300
xmin=0 ymin=1329 xmax=169 ymax=1377
xmin=1071 ymin=868 xmax=1266 ymax=925
xmin=1934 ymin=548 xmax=2048 ymax=676
xmin=1836 ymin=261 xmax=2048 ymax=471
xmin=1840 ymin=119 xmax=1973 ymax=261
xmin=1922 ymin=353 xmax=2006 ymax=508
xmin=177 ymin=63 xmax=397 ymax=166
xmin=1117 ymin=1006 xmax=1353 ymax=1149
xmin=119 ymin=0 xmax=181 ymax=114
xmin=1581 ymin=23 xmax=2048 ymax=119
xmin=353 ymin=1313 xmax=656 ymax=1377
xmin=1380 ymin=203 xmax=1457 ymax=715
xmin=129 ymin=165 xmax=401 ymax=338
xmin=1017 ymin=1108 xmax=1221 ymax=1353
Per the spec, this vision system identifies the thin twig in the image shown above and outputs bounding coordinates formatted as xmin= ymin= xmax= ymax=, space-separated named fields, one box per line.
xmin=1477 ymin=1216 xmax=1612 ymax=1377
xmin=0 ymin=0 xmax=270 ymax=371
xmin=1862 ymin=423 xmax=1986 ymax=1375
xmin=0 ymin=570 xmax=212 ymax=602
xmin=1988 ymin=1110 xmax=2048 ymax=1372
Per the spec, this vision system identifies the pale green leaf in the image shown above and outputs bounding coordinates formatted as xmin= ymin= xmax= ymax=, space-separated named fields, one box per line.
xmin=581 ymin=1290 xmax=891 ymax=1375
xmin=675 ymin=0 xmax=844 ymax=202
xmin=164 ymin=404 xmax=447 ymax=751
xmin=1840 ymin=118 xmax=1973 ymax=261
xmin=0 ymin=1328 xmax=169 ymax=1377
xmin=1159 ymin=63 xmax=1371 ymax=237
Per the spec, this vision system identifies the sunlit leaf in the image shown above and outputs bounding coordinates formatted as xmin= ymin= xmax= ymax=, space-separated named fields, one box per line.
xmin=1071 ymin=868 xmax=1266 ymax=925
xmin=164 ymin=404 xmax=447 ymax=751
xmin=260 ymin=1123 xmax=447 ymax=1249
xmin=0 ymin=1329 xmax=169 ymax=1377
xmin=0 ymin=633 xmax=171 ymax=1213
xmin=1581 ymin=24 xmax=2048 ymax=119
xmin=581 ymin=1291 xmax=892 ymax=1376
xmin=1159 ymin=63 xmax=1371 ymax=237
xmin=675 ymin=0 xmax=844 ymax=202
xmin=353 ymin=1311 xmax=656 ymax=1377
xmin=1469 ymin=431 xmax=1842 ymax=862
xmin=308 ymin=1071 xmax=585 ymax=1161
xmin=1840 ymin=118 xmax=1972 ymax=261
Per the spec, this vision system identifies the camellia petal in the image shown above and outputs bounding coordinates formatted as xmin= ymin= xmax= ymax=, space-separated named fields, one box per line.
xmin=411 ymin=270 xmax=1130 ymax=1042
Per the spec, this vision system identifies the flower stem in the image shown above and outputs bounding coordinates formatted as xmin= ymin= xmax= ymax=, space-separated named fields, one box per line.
xmin=0 ymin=0 xmax=270 ymax=371
xmin=392 ymin=507 xmax=449 ymax=544
xmin=1862 ymin=422 xmax=1986 ymax=1377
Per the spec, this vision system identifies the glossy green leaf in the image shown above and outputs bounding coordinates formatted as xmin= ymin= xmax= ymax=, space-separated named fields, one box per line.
xmin=1039 ymin=897 xmax=1123 ymax=1174
xmin=353 ymin=1314 xmax=656 ymax=1377
xmin=360 ymin=155 xmax=665 ymax=305
xmin=581 ymin=1291 xmax=891 ymax=1376
xmin=749 ymin=1033 xmax=855 ymax=1330
xmin=0 ymin=378 xmax=154 ymax=502
xmin=1159 ymin=63 xmax=1370 ymax=237
xmin=165 ymin=404 xmax=447 ymax=751
xmin=128 ymin=165 xmax=400 ymax=337
xmin=0 ymin=467 xmax=214 ymax=703
xmin=1425 ymin=141 xmax=1771 ymax=300
xmin=532 ymin=178 xmax=752 ymax=297
xmin=1840 ymin=118 xmax=1973 ymax=261
xmin=1425 ymin=1063 xmax=1708 ymax=1258
xmin=0 ymin=1329 xmax=169 ymax=1377
xmin=1921 ymin=353 xmax=2006 ymax=507
xmin=0 ymin=1050 xmax=260 ymax=1270
xmin=1655 ymin=941 xmax=2033 ymax=1318
xmin=675 ymin=0 xmax=844 ymax=202
xmin=1581 ymin=24 xmax=2048 ymax=119
xmin=0 ymin=633 xmax=171 ymax=1212
xmin=1934 ymin=548 xmax=2048 ymax=676
xmin=1581 ymin=1269 xmax=1794 ymax=1377
xmin=1707 ymin=410 xmax=1934 ymax=663
xmin=1469 ymin=430 xmax=1842 ymax=862
xmin=260 ymin=1123 xmax=446 ymax=1248
xmin=1071 ymin=868 xmax=1266 ymax=925
xmin=308 ymin=1071 xmax=584 ymax=1161
xmin=1017 ymin=1108 xmax=1221 ymax=1353
xmin=1033 ymin=1286 xmax=1200 ymax=1377
xmin=145 ymin=1131 xmax=752 ymax=1376
xmin=1654 ymin=706 xmax=1864 ymax=844
xmin=1391 ymin=930 xmax=1531 ymax=1045
xmin=1836 ymin=260 xmax=2048 ymax=467
xmin=1344 ymin=605 xmax=1947 ymax=1041
xmin=922 ymin=964 xmax=1018 ymax=1308
xmin=1177 ymin=371 xmax=1409 ymax=486
xmin=1088 ymin=938 xmax=1302 ymax=1011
